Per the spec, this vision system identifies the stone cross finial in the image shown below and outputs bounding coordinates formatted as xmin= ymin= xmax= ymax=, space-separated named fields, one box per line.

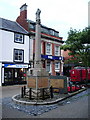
xmin=36 ymin=8 xmax=41 ymax=24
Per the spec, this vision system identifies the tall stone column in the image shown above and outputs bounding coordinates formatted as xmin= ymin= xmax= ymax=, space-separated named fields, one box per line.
xmin=33 ymin=8 xmax=49 ymax=77
xmin=34 ymin=9 xmax=42 ymax=69
xmin=27 ymin=9 xmax=49 ymax=99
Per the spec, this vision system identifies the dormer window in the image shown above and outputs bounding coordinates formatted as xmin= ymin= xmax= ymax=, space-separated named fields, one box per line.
xmin=54 ymin=32 xmax=59 ymax=37
xmin=49 ymin=30 xmax=54 ymax=36
xmin=14 ymin=33 xmax=24 ymax=44
xmin=41 ymin=27 xmax=49 ymax=34
xmin=29 ymin=24 xmax=35 ymax=30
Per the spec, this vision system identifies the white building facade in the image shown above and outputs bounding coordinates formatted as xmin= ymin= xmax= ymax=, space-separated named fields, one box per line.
xmin=0 ymin=18 xmax=29 ymax=86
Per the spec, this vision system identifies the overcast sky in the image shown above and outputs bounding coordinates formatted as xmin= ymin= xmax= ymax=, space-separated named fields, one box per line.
xmin=0 ymin=0 xmax=89 ymax=40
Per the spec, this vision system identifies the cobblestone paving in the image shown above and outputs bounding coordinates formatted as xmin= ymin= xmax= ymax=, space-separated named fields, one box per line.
xmin=1 ymin=89 xmax=89 ymax=117
xmin=2 ymin=97 xmax=58 ymax=116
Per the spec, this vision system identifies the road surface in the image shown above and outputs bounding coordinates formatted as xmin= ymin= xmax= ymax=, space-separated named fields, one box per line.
xmin=1 ymin=85 xmax=90 ymax=118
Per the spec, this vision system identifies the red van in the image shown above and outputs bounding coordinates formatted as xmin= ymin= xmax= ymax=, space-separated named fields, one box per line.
xmin=70 ymin=69 xmax=81 ymax=82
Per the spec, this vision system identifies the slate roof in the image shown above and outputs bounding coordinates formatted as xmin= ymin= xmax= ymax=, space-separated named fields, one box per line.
xmin=0 ymin=17 xmax=28 ymax=34
xmin=28 ymin=19 xmax=59 ymax=33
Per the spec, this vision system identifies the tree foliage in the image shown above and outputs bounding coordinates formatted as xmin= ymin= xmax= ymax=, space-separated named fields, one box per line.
xmin=61 ymin=27 xmax=90 ymax=67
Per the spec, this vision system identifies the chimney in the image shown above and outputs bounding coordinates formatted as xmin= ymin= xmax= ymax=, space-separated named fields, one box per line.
xmin=20 ymin=3 xmax=27 ymax=19
xmin=16 ymin=3 xmax=28 ymax=31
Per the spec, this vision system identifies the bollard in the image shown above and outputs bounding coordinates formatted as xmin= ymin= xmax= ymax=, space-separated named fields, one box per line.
xmin=21 ymin=87 xmax=24 ymax=98
xmin=23 ymin=86 xmax=26 ymax=96
xmin=29 ymin=88 xmax=32 ymax=100
xmin=50 ymin=86 xmax=53 ymax=98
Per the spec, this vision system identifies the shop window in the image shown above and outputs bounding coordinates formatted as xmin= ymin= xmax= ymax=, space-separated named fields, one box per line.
xmin=14 ymin=33 xmax=24 ymax=44
xmin=46 ymin=43 xmax=52 ymax=55
xmin=55 ymin=45 xmax=60 ymax=56
xmin=14 ymin=49 xmax=24 ymax=62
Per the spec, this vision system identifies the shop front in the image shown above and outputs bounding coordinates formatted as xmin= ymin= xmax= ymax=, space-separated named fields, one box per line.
xmin=2 ymin=63 xmax=28 ymax=85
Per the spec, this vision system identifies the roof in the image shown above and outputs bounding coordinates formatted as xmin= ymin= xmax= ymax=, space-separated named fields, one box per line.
xmin=27 ymin=19 xmax=59 ymax=33
xmin=0 ymin=18 xmax=28 ymax=34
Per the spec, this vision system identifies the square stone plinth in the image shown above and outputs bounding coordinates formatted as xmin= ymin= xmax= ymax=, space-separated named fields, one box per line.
xmin=27 ymin=76 xmax=49 ymax=88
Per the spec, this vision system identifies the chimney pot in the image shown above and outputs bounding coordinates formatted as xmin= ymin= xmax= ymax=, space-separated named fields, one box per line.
xmin=20 ymin=3 xmax=27 ymax=12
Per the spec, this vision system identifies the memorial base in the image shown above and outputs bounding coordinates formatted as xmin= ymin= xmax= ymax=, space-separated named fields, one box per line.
xmin=27 ymin=68 xmax=50 ymax=99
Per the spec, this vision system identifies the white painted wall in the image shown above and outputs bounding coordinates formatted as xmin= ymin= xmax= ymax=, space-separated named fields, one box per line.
xmin=24 ymin=35 xmax=29 ymax=63
xmin=29 ymin=37 xmax=33 ymax=60
xmin=2 ymin=30 xmax=13 ymax=62
xmin=0 ymin=29 xmax=2 ymax=86
xmin=1 ymin=30 xmax=29 ymax=63
xmin=1 ymin=68 xmax=4 ymax=84
xmin=0 ymin=63 xmax=2 ymax=86
xmin=0 ymin=30 xmax=2 ymax=62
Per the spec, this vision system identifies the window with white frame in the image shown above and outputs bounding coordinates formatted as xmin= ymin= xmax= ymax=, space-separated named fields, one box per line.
xmin=14 ymin=49 xmax=24 ymax=62
xmin=55 ymin=62 xmax=60 ymax=70
xmin=14 ymin=33 xmax=24 ymax=43
xmin=55 ymin=45 xmax=60 ymax=56
xmin=46 ymin=43 xmax=52 ymax=55
xmin=46 ymin=62 xmax=51 ymax=73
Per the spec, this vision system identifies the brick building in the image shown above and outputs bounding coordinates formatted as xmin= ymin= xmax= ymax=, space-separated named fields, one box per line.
xmin=61 ymin=50 xmax=73 ymax=76
xmin=16 ymin=4 xmax=64 ymax=76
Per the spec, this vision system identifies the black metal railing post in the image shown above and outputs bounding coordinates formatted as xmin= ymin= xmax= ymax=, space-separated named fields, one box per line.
xmin=50 ymin=86 xmax=53 ymax=98
xmin=29 ymin=88 xmax=32 ymax=100
xmin=23 ymin=86 xmax=26 ymax=96
xmin=21 ymin=87 xmax=24 ymax=98
xmin=42 ymin=88 xmax=44 ymax=100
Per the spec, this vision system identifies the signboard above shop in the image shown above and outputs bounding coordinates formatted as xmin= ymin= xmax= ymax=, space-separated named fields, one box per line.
xmin=4 ymin=64 xmax=28 ymax=68
xmin=41 ymin=55 xmax=63 ymax=60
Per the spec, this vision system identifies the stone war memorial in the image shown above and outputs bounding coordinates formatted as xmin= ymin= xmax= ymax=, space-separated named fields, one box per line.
xmin=12 ymin=8 xmax=68 ymax=105
xmin=27 ymin=8 xmax=50 ymax=99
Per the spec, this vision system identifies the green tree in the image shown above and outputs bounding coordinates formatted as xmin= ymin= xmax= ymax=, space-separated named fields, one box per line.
xmin=61 ymin=27 xmax=90 ymax=85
